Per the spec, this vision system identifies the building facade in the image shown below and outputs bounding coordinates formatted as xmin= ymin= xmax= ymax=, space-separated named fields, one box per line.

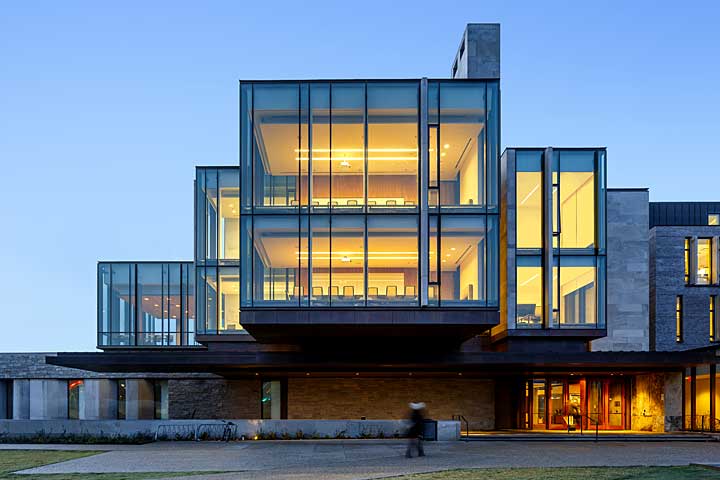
xmin=2 ymin=24 xmax=718 ymax=434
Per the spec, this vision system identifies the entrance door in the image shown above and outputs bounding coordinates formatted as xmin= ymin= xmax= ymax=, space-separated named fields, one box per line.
xmin=549 ymin=380 xmax=566 ymax=429
xmin=607 ymin=380 xmax=624 ymax=429
xmin=531 ymin=380 xmax=546 ymax=429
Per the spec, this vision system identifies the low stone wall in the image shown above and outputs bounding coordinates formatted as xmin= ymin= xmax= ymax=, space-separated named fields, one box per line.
xmin=0 ymin=419 xmax=461 ymax=442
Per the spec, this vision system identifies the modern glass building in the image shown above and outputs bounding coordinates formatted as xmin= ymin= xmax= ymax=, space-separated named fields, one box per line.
xmin=32 ymin=23 xmax=718 ymax=434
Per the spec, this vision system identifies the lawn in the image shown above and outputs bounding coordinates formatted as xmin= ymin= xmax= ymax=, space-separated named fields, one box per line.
xmin=0 ymin=450 xmax=218 ymax=480
xmin=393 ymin=466 xmax=720 ymax=480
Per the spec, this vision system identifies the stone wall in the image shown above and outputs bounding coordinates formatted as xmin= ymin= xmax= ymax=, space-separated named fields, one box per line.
xmin=632 ymin=374 xmax=665 ymax=432
xmin=650 ymin=226 xmax=720 ymax=351
xmin=168 ymin=379 xmax=261 ymax=419
xmin=592 ymin=189 xmax=650 ymax=352
xmin=287 ymin=378 xmax=494 ymax=430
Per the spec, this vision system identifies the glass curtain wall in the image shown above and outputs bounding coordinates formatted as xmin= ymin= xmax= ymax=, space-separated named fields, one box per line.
xmin=237 ymin=80 xmax=499 ymax=309
xmin=513 ymin=148 xmax=606 ymax=329
xmin=98 ymin=262 xmax=195 ymax=346
xmin=552 ymin=149 xmax=606 ymax=328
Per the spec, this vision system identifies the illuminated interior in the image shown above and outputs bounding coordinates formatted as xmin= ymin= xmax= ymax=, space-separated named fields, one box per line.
xmin=517 ymin=259 xmax=543 ymax=326
xmin=553 ymin=262 xmax=597 ymax=326
xmin=516 ymin=151 xmax=543 ymax=249
xmin=697 ymin=238 xmax=711 ymax=285
xmin=555 ymin=152 xmax=596 ymax=250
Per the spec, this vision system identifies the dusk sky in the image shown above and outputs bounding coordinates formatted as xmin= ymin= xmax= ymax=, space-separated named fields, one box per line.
xmin=1 ymin=1 xmax=719 ymax=351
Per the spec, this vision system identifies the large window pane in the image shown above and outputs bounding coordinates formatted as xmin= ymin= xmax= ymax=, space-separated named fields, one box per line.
xmin=219 ymin=170 xmax=240 ymax=259
xmin=253 ymin=84 xmax=300 ymax=208
xmin=164 ymin=263 xmax=181 ymax=346
xmin=252 ymin=216 xmax=299 ymax=305
xmin=330 ymin=215 xmax=365 ymax=306
xmin=205 ymin=171 xmax=218 ymax=260
xmin=439 ymin=83 xmax=486 ymax=208
xmin=240 ymin=84 xmax=252 ymax=209
xmin=697 ymin=238 xmax=712 ymax=285
xmin=367 ymin=83 xmax=418 ymax=209
xmin=183 ymin=265 xmax=196 ymax=345
xmin=516 ymin=151 xmax=543 ymax=249
xmin=310 ymin=215 xmax=330 ymax=306
xmin=517 ymin=256 xmax=543 ymax=327
xmin=367 ymin=216 xmax=418 ymax=305
xmin=556 ymin=151 xmax=595 ymax=249
xmin=555 ymin=256 xmax=597 ymax=326
xmin=440 ymin=215 xmax=488 ymax=305
xmin=310 ymin=84 xmax=330 ymax=209
xmin=219 ymin=267 xmax=241 ymax=333
xmin=696 ymin=365 xmax=711 ymax=428
xmin=137 ymin=264 xmax=163 ymax=346
xmin=486 ymin=82 xmax=499 ymax=211
xmin=330 ymin=83 xmax=365 ymax=209
xmin=109 ymin=264 xmax=134 ymax=345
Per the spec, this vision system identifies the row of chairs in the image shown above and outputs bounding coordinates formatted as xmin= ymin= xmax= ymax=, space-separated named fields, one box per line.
xmin=290 ymin=285 xmax=417 ymax=298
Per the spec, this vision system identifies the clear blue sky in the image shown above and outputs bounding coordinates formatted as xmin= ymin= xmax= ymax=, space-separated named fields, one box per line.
xmin=1 ymin=1 xmax=719 ymax=351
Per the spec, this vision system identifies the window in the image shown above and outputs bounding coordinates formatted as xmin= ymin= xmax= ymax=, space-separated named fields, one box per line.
xmin=684 ymin=238 xmax=691 ymax=284
xmin=438 ymin=82 xmax=487 ymax=208
xmin=516 ymin=151 xmax=543 ymax=249
xmin=367 ymin=216 xmax=419 ymax=305
xmin=367 ymin=83 xmax=419 ymax=209
xmin=153 ymin=381 xmax=168 ymax=420
xmin=711 ymin=296 xmax=717 ymax=342
xmin=552 ymin=256 xmax=601 ymax=327
xmin=99 ymin=263 xmax=195 ymax=347
xmin=68 ymin=379 xmax=84 ymax=420
xmin=676 ymin=295 xmax=683 ymax=343
xmin=709 ymin=214 xmax=719 ymax=226
xmin=117 ymin=380 xmax=126 ymax=420
xmin=697 ymin=238 xmax=712 ymax=285
xmin=516 ymin=256 xmax=543 ymax=327
xmin=261 ymin=380 xmax=283 ymax=419
xmin=553 ymin=151 xmax=596 ymax=250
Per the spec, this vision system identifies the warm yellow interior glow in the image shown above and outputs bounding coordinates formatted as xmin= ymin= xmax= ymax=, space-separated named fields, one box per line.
xmin=559 ymin=171 xmax=595 ymax=249
xmin=517 ymin=266 xmax=542 ymax=325
xmin=517 ymin=171 xmax=542 ymax=249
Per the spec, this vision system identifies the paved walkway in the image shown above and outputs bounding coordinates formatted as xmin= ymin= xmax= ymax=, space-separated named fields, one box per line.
xmin=6 ymin=440 xmax=720 ymax=480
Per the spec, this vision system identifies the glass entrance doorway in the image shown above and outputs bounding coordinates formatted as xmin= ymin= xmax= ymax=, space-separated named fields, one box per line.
xmin=522 ymin=377 xmax=627 ymax=431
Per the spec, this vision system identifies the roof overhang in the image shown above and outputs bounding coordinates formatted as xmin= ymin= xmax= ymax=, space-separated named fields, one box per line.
xmin=47 ymin=349 xmax=715 ymax=377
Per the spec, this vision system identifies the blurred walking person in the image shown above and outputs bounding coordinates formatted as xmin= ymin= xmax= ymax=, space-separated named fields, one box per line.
xmin=405 ymin=402 xmax=426 ymax=458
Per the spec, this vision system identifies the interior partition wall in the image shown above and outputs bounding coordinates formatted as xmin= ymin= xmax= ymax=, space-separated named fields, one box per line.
xmin=513 ymin=148 xmax=607 ymax=330
xmin=97 ymin=262 xmax=196 ymax=346
xmin=234 ymin=79 xmax=500 ymax=313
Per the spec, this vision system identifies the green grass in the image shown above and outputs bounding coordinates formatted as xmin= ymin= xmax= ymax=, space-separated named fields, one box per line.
xmin=392 ymin=466 xmax=720 ymax=480
xmin=0 ymin=450 xmax=223 ymax=480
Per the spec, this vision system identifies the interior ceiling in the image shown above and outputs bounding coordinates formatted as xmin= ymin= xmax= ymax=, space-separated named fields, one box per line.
xmin=258 ymin=120 xmax=483 ymax=178
xmin=257 ymin=234 xmax=483 ymax=270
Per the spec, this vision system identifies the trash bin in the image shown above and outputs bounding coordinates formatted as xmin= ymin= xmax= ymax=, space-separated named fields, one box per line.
xmin=422 ymin=419 xmax=438 ymax=441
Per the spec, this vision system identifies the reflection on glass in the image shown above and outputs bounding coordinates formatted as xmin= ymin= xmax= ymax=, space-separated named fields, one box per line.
xmin=68 ymin=379 xmax=84 ymax=420
xmin=261 ymin=380 xmax=282 ymax=419
xmin=439 ymin=82 xmax=486 ymax=207
xmin=709 ymin=214 xmax=720 ymax=226
xmin=137 ymin=264 xmax=163 ymax=346
xmin=587 ymin=380 xmax=602 ymax=426
xmin=608 ymin=381 xmax=623 ymax=427
xmin=517 ymin=257 xmax=542 ymax=327
xmin=367 ymin=83 xmax=418 ymax=208
xmin=440 ymin=216 xmax=488 ymax=305
xmin=253 ymin=84 xmax=300 ymax=208
xmin=310 ymin=215 xmax=330 ymax=306
xmin=367 ymin=216 xmax=418 ymax=305
xmin=684 ymin=369 xmax=692 ymax=430
xmin=516 ymin=151 xmax=543 ymax=249
xmin=697 ymin=238 xmax=712 ymax=285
